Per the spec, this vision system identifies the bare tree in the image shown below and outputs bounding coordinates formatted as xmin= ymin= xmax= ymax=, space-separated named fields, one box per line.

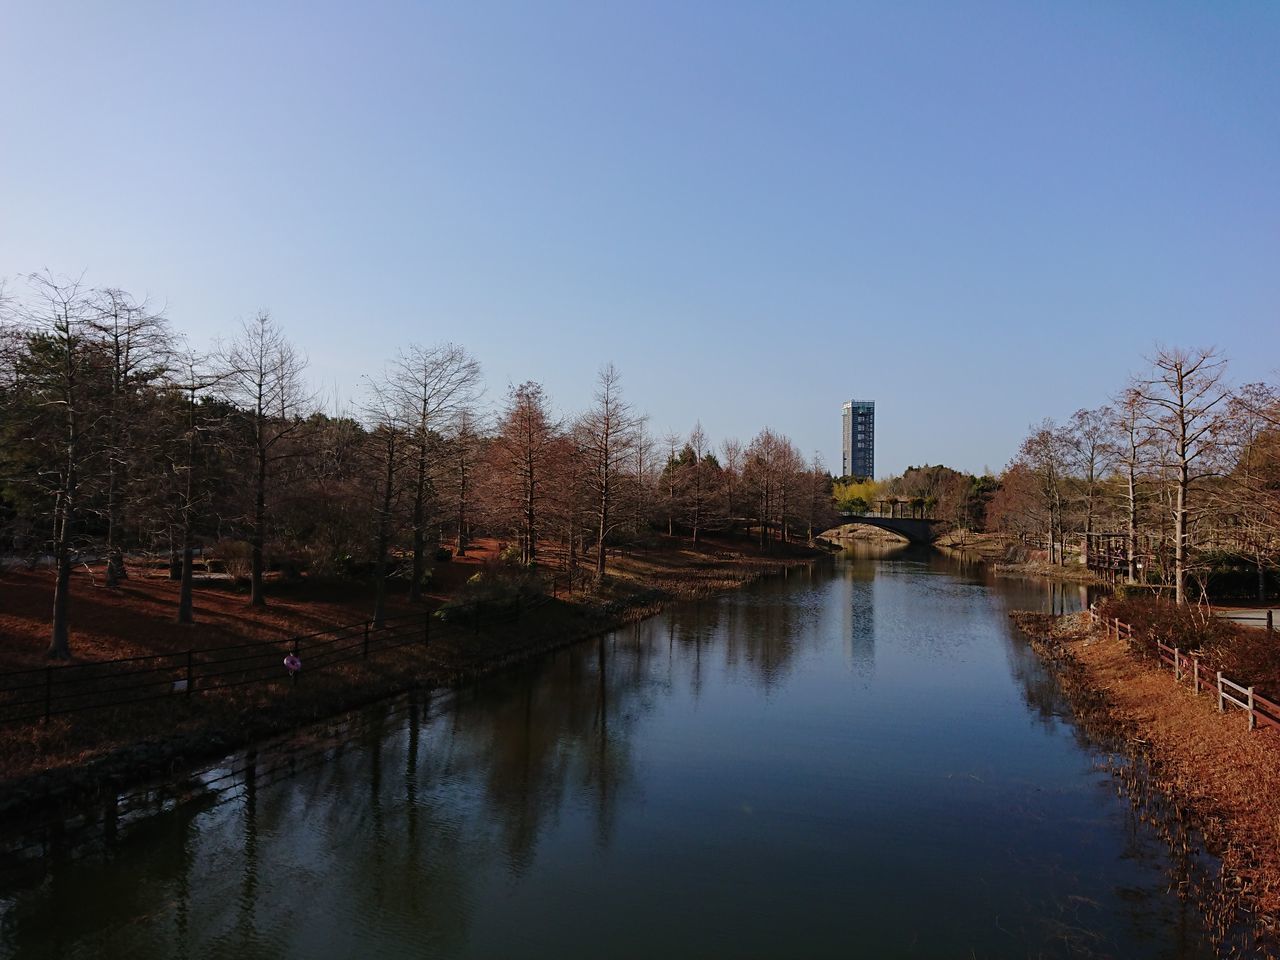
xmin=490 ymin=381 xmax=558 ymax=565
xmin=90 ymin=288 xmax=172 ymax=585
xmin=0 ymin=282 xmax=20 ymax=556
xmin=661 ymin=431 xmax=681 ymax=537
xmin=390 ymin=343 xmax=481 ymax=599
xmin=550 ymin=425 xmax=590 ymax=586
xmin=686 ymin=422 xmax=710 ymax=546
xmin=578 ymin=364 xmax=641 ymax=583
xmin=1017 ymin=419 xmax=1070 ymax=565
xmin=744 ymin=428 xmax=785 ymax=550
xmin=805 ymin=453 xmax=832 ymax=541
xmin=169 ymin=348 xmax=230 ymax=623
xmin=19 ymin=272 xmax=96 ymax=658
xmin=1135 ymin=347 xmax=1229 ymax=604
xmin=775 ymin=437 xmax=805 ymax=542
xmin=1065 ymin=405 xmax=1116 ymax=566
xmin=447 ymin=408 xmax=483 ymax=557
xmin=631 ymin=425 xmax=657 ymax=537
xmin=1216 ymin=383 xmax=1280 ymax=600
xmin=1113 ymin=388 xmax=1154 ymax=583
xmin=721 ymin=437 xmax=743 ymax=532
xmin=362 ymin=378 xmax=407 ymax=627
xmin=221 ymin=312 xmax=312 ymax=606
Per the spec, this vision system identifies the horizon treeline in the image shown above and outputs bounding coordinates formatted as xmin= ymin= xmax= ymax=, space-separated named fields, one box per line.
xmin=0 ymin=272 xmax=838 ymax=659
xmin=989 ymin=345 xmax=1280 ymax=606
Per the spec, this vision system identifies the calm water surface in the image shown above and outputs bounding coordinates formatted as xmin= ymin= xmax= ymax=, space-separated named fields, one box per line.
xmin=0 ymin=547 xmax=1215 ymax=958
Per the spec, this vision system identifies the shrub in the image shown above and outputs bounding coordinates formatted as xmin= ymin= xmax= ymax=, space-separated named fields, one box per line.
xmin=435 ymin=562 xmax=547 ymax=622
xmin=211 ymin=539 xmax=253 ymax=581
xmin=1098 ymin=596 xmax=1280 ymax=690
xmin=1098 ymin=596 xmax=1235 ymax=653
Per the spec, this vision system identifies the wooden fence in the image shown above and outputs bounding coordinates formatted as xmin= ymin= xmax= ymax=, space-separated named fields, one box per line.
xmin=0 ymin=593 xmax=548 ymax=726
xmin=1088 ymin=605 xmax=1280 ymax=732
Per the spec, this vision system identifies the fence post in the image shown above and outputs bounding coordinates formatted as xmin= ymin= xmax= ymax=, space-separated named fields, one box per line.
xmin=1192 ymin=656 xmax=1201 ymax=695
xmin=186 ymin=649 xmax=194 ymax=697
xmin=363 ymin=621 xmax=370 ymax=659
xmin=1113 ymin=617 xmax=1119 ymax=641
xmin=43 ymin=666 xmax=52 ymax=723
xmin=1174 ymin=648 xmax=1181 ymax=681
xmin=1248 ymin=686 xmax=1257 ymax=730
xmin=1268 ymin=610 xmax=1274 ymax=635
xmin=1217 ymin=672 xmax=1225 ymax=713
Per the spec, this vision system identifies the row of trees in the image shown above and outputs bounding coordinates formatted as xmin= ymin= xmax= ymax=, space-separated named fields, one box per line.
xmin=990 ymin=346 xmax=1280 ymax=605
xmin=833 ymin=465 xmax=997 ymax=531
xmin=0 ymin=272 xmax=837 ymax=658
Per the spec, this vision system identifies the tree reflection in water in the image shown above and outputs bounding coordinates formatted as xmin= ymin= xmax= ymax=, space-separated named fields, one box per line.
xmin=0 ymin=552 xmax=1223 ymax=960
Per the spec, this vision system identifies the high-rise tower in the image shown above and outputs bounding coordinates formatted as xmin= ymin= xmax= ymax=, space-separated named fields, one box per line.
xmin=841 ymin=400 xmax=875 ymax=479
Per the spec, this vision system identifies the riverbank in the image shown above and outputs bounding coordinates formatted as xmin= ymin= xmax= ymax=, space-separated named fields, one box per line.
xmin=1012 ymin=610 xmax=1280 ymax=955
xmin=932 ymin=529 xmax=1012 ymax=560
xmin=993 ymin=559 xmax=1102 ymax=584
xmin=929 ymin=530 xmax=1107 ymax=585
xmin=0 ymin=534 xmax=828 ymax=827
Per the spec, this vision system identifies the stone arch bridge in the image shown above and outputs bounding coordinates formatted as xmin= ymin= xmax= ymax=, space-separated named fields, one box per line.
xmin=822 ymin=513 xmax=944 ymax=546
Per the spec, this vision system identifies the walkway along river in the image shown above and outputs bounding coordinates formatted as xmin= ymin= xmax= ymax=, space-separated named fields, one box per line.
xmin=0 ymin=546 xmax=1219 ymax=958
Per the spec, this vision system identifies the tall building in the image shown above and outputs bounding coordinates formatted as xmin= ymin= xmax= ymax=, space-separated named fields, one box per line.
xmin=841 ymin=400 xmax=875 ymax=478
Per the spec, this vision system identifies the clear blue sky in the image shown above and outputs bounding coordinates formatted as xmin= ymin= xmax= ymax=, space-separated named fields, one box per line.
xmin=3 ymin=2 xmax=1277 ymax=476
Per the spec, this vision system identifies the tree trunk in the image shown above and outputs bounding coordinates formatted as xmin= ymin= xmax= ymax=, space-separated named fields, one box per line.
xmin=178 ymin=544 xmax=195 ymax=624
xmin=1174 ymin=460 xmax=1188 ymax=605
xmin=105 ymin=468 xmax=125 ymax=587
xmin=525 ymin=490 xmax=536 ymax=565
xmin=1126 ymin=463 xmax=1138 ymax=583
xmin=410 ymin=451 xmax=427 ymax=602
xmin=455 ymin=494 xmax=467 ymax=556
xmin=48 ymin=519 xmax=72 ymax=660
xmin=250 ymin=449 xmax=267 ymax=607
xmin=51 ymin=458 xmax=74 ymax=657
xmin=373 ymin=552 xmax=388 ymax=629
xmin=596 ymin=500 xmax=608 ymax=582
xmin=49 ymin=356 xmax=78 ymax=660
xmin=373 ymin=437 xmax=396 ymax=628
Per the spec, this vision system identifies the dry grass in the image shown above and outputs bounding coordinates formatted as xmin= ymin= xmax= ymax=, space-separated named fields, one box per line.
xmin=1014 ymin=610 xmax=1280 ymax=956
xmin=995 ymin=559 xmax=1101 ymax=585
xmin=1097 ymin=596 xmax=1280 ymax=693
xmin=932 ymin=530 xmax=1015 ymax=560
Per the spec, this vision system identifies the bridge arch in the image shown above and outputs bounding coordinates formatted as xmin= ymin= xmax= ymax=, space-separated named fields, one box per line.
xmin=821 ymin=514 xmax=942 ymax=546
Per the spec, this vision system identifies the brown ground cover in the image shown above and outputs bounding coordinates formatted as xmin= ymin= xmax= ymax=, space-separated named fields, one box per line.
xmin=994 ymin=559 xmax=1101 ymax=585
xmin=1014 ymin=610 xmax=1280 ymax=955
xmin=0 ymin=532 xmax=826 ymax=821
xmin=932 ymin=529 xmax=1015 ymax=560
xmin=0 ymin=541 xmax=502 ymax=673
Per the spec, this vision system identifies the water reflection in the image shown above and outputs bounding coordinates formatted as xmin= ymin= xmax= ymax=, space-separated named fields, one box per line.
xmin=0 ymin=551 xmax=1216 ymax=960
xmin=838 ymin=545 xmax=885 ymax=678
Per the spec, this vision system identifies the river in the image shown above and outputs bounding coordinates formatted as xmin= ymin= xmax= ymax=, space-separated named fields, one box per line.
xmin=0 ymin=546 xmax=1216 ymax=958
